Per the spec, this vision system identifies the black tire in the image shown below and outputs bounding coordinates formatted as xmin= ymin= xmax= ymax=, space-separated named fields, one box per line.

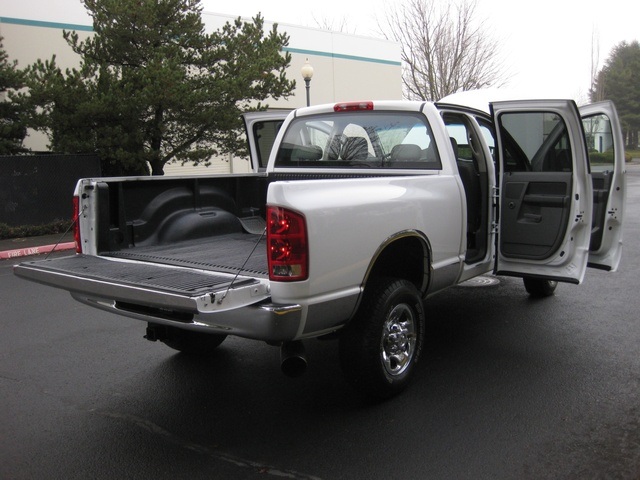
xmin=161 ymin=326 xmax=227 ymax=356
xmin=339 ymin=277 xmax=425 ymax=399
xmin=523 ymin=277 xmax=558 ymax=298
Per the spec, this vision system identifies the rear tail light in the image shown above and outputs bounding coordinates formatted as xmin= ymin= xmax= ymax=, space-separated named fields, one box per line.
xmin=267 ymin=206 xmax=308 ymax=281
xmin=334 ymin=101 xmax=374 ymax=112
xmin=73 ymin=195 xmax=82 ymax=253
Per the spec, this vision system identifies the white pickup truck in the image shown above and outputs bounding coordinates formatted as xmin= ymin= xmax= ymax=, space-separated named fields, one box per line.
xmin=14 ymin=94 xmax=626 ymax=398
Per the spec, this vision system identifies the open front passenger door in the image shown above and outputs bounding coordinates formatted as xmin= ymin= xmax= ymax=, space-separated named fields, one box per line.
xmin=242 ymin=111 xmax=290 ymax=172
xmin=580 ymin=101 xmax=626 ymax=272
xmin=492 ymin=100 xmax=592 ymax=284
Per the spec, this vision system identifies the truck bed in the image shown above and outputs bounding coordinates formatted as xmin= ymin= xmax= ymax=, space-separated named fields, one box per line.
xmin=105 ymin=232 xmax=268 ymax=277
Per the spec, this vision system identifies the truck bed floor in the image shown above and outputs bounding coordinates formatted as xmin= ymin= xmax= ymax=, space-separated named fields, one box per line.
xmin=106 ymin=232 xmax=268 ymax=277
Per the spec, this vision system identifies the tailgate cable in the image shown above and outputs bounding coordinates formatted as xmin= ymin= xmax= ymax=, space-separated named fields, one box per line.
xmin=45 ymin=204 xmax=86 ymax=260
xmin=217 ymin=227 xmax=267 ymax=305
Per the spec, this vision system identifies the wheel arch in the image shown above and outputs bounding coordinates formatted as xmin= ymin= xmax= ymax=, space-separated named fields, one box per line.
xmin=362 ymin=230 xmax=431 ymax=297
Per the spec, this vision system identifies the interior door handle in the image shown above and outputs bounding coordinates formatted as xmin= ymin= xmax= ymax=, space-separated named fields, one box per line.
xmin=523 ymin=213 xmax=542 ymax=223
xmin=523 ymin=194 xmax=567 ymax=207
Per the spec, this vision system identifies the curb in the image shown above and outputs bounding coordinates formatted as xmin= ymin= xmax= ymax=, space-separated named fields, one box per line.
xmin=0 ymin=242 xmax=76 ymax=260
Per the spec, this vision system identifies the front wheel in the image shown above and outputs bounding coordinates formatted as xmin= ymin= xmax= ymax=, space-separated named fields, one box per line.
xmin=523 ymin=277 xmax=558 ymax=298
xmin=339 ymin=277 xmax=425 ymax=399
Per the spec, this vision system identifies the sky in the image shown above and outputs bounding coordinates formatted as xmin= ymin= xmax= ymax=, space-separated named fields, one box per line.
xmin=3 ymin=0 xmax=638 ymax=102
xmin=200 ymin=0 xmax=639 ymax=102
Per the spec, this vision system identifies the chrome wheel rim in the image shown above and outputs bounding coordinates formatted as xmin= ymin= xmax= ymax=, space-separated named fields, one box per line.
xmin=381 ymin=303 xmax=416 ymax=377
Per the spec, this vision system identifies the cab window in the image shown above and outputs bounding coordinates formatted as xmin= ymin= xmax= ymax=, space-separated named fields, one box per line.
xmin=275 ymin=112 xmax=442 ymax=170
xmin=582 ymin=113 xmax=616 ymax=172
xmin=253 ymin=120 xmax=284 ymax=169
xmin=498 ymin=112 xmax=573 ymax=172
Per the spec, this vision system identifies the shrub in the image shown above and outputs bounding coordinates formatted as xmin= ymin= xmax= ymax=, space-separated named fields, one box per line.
xmin=0 ymin=219 xmax=73 ymax=240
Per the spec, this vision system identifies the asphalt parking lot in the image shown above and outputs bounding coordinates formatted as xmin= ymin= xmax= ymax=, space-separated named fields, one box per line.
xmin=1 ymin=165 xmax=639 ymax=479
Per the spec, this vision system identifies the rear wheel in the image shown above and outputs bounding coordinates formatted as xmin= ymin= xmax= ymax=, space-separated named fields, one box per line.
xmin=160 ymin=326 xmax=227 ymax=356
xmin=523 ymin=277 xmax=558 ymax=298
xmin=339 ymin=277 xmax=425 ymax=399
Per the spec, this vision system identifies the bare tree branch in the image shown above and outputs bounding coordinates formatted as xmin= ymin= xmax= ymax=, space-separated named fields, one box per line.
xmin=379 ymin=0 xmax=508 ymax=101
xmin=311 ymin=14 xmax=357 ymax=34
xmin=590 ymin=27 xmax=604 ymax=101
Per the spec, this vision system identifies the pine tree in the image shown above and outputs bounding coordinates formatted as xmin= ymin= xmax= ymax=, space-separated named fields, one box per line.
xmin=24 ymin=0 xmax=295 ymax=175
xmin=0 ymin=37 xmax=28 ymax=155
xmin=592 ymin=40 xmax=640 ymax=148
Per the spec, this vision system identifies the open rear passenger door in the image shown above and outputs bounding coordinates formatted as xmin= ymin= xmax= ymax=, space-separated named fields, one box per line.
xmin=492 ymin=100 xmax=593 ymax=284
xmin=580 ymin=101 xmax=626 ymax=271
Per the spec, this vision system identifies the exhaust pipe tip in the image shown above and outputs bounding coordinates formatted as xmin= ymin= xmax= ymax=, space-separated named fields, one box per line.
xmin=280 ymin=341 xmax=307 ymax=377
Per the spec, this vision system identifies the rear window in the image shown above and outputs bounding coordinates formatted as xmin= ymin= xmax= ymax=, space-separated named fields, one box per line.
xmin=275 ymin=112 xmax=441 ymax=170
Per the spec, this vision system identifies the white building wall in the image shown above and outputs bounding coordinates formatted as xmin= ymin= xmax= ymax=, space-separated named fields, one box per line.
xmin=1 ymin=3 xmax=401 ymax=174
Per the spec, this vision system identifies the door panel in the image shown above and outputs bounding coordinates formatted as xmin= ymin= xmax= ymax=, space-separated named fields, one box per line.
xmin=589 ymin=171 xmax=613 ymax=252
xmin=500 ymin=173 xmax=572 ymax=259
xmin=492 ymin=100 xmax=592 ymax=284
xmin=579 ymin=101 xmax=626 ymax=271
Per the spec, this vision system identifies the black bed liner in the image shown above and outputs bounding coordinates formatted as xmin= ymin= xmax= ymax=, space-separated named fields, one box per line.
xmin=106 ymin=232 xmax=268 ymax=277
xmin=15 ymin=232 xmax=267 ymax=298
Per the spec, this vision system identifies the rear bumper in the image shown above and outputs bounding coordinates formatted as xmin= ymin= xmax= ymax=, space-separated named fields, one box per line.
xmin=72 ymin=293 xmax=303 ymax=341
xmin=14 ymin=255 xmax=303 ymax=342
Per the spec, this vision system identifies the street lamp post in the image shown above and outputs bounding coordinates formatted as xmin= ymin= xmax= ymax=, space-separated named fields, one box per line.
xmin=301 ymin=59 xmax=314 ymax=107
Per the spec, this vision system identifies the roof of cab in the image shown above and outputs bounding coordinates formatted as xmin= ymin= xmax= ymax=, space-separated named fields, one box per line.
xmin=439 ymin=88 xmax=569 ymax=114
